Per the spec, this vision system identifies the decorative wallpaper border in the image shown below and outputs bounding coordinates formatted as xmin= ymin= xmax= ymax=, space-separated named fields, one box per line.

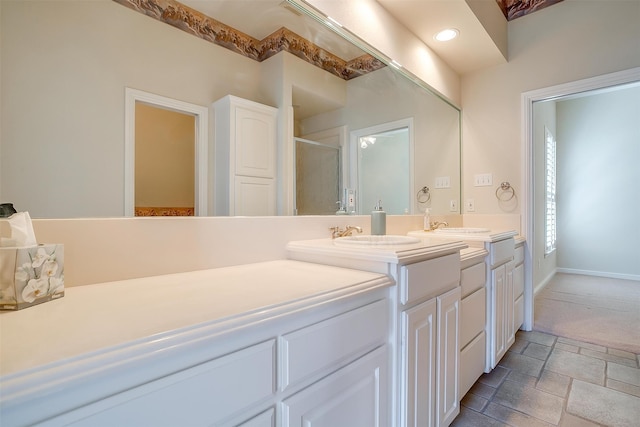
xmin=496 ymin=0 xmax=564 ymax=21
xmin=135 ymin=207 xmax=195 ymax=216
xmin=113 ymin=0 xmax=384 ymax=80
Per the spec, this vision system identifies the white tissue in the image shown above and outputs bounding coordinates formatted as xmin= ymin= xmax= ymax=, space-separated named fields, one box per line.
xmin=6 ymin=212 xmax=37 ymax=247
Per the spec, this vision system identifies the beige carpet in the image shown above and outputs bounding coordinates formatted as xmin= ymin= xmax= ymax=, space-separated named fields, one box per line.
xmin=534 ymin=273 xmax=640 ymax=354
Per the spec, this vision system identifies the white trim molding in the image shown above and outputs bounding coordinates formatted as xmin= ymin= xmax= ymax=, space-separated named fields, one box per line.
xmin=124 ymin=88 xmax=209 ymax=216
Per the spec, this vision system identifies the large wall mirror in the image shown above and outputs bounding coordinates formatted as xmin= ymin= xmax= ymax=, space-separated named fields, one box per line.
xmin=0 ymin=0 xmax=460 ymax=218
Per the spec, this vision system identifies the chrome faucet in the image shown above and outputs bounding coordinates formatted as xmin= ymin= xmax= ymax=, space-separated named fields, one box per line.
xmin=330 ymin=225 xmax=363 ymax=239
xmin=429 ymin=221 xmax=449 ymax=231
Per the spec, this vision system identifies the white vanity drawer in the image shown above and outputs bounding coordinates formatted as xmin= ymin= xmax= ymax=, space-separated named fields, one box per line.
xmin=460 ymin=262 xmax=486 ymax=298
xmin=280 ymin=299 xmax=388 ymax=391
xmin=460 ymin=287 xmax=486 ymax=348
xmin=68 ymin=340 xmax=276 ymax=427
xmin=514 ymin=244 xmax=524 ymax=265
xmin=514 ymin=294 xmax=524 ymax=331
xmin=237 ymin=408 xmax=275 ymax=427
xmin=460 ymin=331 xmax=486 ymax=398
xmin=513 ymin=263 xmax=524 ymax=298
xmin=400 ymin=253 xmax=460 ymax=305
xmin=490 ymin=238 xmax=514 ymax=268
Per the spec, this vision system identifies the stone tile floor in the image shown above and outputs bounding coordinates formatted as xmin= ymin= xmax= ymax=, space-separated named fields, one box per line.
xmin=451 ymin=330 xmax=640 ymax=427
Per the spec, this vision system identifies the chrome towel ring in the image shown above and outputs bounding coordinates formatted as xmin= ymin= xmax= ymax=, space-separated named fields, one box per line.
xmin=496 ymin=182 xmax=516 ymax=201
xmin=417 ymin=186 xmax=431 ymax=204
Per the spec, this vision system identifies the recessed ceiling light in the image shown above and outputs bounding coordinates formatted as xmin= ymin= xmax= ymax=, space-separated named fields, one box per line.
xmin=434 ymin=28 xmax=459 ymax=42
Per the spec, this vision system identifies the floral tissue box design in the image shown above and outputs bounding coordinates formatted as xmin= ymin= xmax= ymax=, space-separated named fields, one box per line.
xmin=0 ymin=244 xmax=64 ymax=310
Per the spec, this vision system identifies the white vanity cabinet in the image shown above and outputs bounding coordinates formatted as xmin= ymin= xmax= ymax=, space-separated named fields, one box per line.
xmin=213 ymin=95 xmax=278 ymax=216
xmin=45 ymin=299 xmax=390 ymax=427
xmin=1 ymin=261 xmax=393 ymax=427
xmin=486 ymin=238 xmax=516 ymax=371
xmin=398 ymin=253 xmax=461 ymax=427
xmin=285 ymin=238 xmax=468 ymax=427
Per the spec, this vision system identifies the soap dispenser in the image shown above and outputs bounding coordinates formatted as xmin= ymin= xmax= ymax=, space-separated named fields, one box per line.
xmin=423 ymin=208 xmax=431 ymax=231
xmin=371 ymin=200 xmax=386 ymax=235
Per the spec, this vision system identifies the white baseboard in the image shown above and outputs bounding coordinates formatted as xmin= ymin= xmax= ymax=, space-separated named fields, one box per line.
xmin=534 ymin=268 xmax=557 ymax=296
xmin=556 ymin=268 xmax=640 ymax=282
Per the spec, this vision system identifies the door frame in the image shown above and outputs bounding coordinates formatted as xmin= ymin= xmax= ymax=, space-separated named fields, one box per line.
xmin=124 ymin=88 xmax=209 ymax=216
xmin=520 ymin=66 xmax=640 ymax=330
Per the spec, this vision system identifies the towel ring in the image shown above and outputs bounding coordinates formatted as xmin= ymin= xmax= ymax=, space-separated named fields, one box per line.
xmin=495 ymin=182 xmax=516 ymax=201
xmin=417 ymin=186 xmax=431 ymax=204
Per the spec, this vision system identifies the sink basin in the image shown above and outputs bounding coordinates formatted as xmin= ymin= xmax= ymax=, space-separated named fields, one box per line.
xmin=334 ymin=235 xmax=421 ymax=246
xmin=434 ymin=227 xmax=490 ymax=234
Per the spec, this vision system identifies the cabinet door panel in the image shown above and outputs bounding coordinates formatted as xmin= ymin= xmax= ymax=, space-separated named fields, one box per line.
xmin=282 ymin=346 xmax=388 ymax=427
xmin=234 ymin=106 xmax=275 ymax=178
xmin=234 ymin=176 xmax=275 ymax=216
xmin=437 ymin=287 xmax=460 ymax=427
xmin=400 ymin=298 xmax=437 ymax=427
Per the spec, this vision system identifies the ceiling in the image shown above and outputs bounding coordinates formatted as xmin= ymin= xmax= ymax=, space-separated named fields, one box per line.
xmin=180 ymin=0 xmax=564 ymax=76
xmin=377 ymin=0 xmax=508 ymax=75
xmin=377 ymin=0 xmax=564 ymax=75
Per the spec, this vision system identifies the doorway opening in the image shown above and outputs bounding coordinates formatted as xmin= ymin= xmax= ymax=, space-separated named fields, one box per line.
xmin=124 ymin=88 xmax=208 ymax=216
xmin=521 ymin=66 xmax=640 ymax=330
xmin=350 ymin=118 xmax=414 ymax=215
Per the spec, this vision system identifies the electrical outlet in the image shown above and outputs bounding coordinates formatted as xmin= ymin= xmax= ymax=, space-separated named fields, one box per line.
xmin=449 ymin=199 xmax=458 ymax=212
xmin=474 ymin=173 xmax=493 ymax=187
xmin=466 ymin=198 xmax=475 ymax=212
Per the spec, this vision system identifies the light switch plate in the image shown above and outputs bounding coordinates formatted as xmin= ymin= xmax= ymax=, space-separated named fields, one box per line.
xmin=435 ymin=176 xmax=451 ymax=189
xmin=449 ymin=199 xmax=458 ymax=212
xmin=474 ymin=173 xmax=493 ymax=187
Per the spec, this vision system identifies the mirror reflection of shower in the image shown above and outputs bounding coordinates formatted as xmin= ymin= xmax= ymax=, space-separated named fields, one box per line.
xmin=294 ymin=137 xmax=341 ymax=215
xmin=351 ymin=119 xmax=413 ymax=215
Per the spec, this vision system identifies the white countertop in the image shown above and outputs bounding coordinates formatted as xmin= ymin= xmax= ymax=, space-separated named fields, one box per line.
xmin=0 ymin=260 xmax=391 ymax=377
xmin=408 ymin=229 xmax=518 ymax=243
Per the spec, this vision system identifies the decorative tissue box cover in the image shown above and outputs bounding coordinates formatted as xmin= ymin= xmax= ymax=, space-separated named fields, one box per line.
xmin=0 ymin=244 xmax=64 ymax=310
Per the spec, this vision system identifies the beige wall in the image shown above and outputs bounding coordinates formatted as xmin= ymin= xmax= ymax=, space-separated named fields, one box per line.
xmin=135 ymin=103 xmax=195 ymax=209
xmin=0 ymin=0 xmax=263 ymax=218
xmin=461 ymin=0 xmax=640 ymax=217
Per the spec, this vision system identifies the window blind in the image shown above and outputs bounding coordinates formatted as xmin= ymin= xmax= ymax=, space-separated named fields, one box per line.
xmin=545 ymin=127 xmax=557 ymax=255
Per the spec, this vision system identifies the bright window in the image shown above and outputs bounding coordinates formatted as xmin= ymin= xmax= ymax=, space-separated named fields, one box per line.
xmin=545 ymin=127 xmax=557 ymax=255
